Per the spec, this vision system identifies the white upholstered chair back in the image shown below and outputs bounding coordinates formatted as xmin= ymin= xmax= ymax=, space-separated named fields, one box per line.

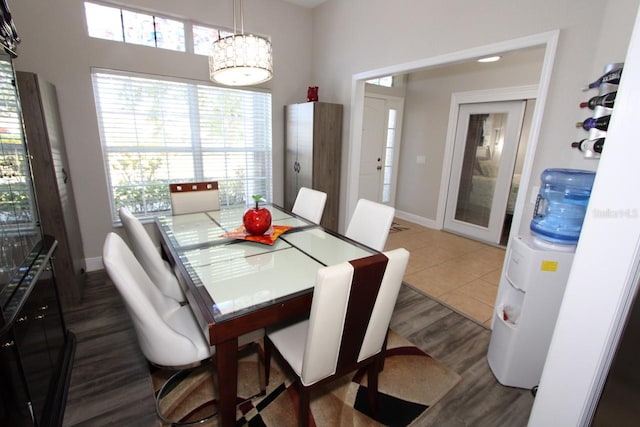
xmin=345 ymin=198 xmax=395 ymax=251
xmin=103 ymin=233 xmax=212 ymax=367
xmin=291 ymin=187 xmax=327 ymax=224
xmin=119 ymin=207 xmax=184 ymax=302
xmin=169 ymin=181 xmax=220 ymax=215
xmin=300 ymin=248 xmax=409 ymax=386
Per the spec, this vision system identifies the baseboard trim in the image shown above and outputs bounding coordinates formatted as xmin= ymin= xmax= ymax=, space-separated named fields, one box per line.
xmin=394 ymin=210 xmax=440 ymax=230
xmin=85 ymin=256 xmax=103 ymax=272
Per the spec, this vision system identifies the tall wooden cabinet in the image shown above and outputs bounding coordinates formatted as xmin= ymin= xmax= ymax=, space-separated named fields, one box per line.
xmin=16 ymin=71 xmax=86 ymax=311
xmin=284 ymin=102 xmax=342 ymax=231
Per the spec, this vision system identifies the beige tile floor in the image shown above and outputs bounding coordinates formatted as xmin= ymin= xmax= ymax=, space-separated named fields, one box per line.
xmin=384 ymin=218 xmax=505 ymax=327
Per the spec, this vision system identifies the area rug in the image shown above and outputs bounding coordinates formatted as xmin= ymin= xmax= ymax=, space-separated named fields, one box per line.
xmin=390 ymin=222 xmax=409 ymax=233
xmin=150 ymin=330 xmax=460 ymax=426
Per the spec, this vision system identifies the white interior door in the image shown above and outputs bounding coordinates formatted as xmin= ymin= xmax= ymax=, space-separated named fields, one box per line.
xmin=444 ymin=100 xmax=525 ymax=243
xmin=359 ymin=97 xmax=385 ymax=202
xmin=359 ymin=96 xmax=404 ymax=205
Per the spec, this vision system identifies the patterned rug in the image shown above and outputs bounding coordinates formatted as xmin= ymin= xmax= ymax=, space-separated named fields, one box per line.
xmin=390 ymin=222 xmax=410 ymax=233
xmin=151 ymin=331 xmax=460 ymax=426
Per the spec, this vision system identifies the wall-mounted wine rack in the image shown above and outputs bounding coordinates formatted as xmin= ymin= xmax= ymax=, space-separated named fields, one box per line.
xmin=572 ymin=62 xmax=623 ymax=159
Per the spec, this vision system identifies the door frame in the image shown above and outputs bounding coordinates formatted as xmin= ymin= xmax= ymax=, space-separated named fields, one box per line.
xmin=359 ymin=94 xmax=405 ymax=206
xmin=346 ymin=30 xmax=559 ymax=241
xmin=437 ymin=86 xmax=537 ymax=231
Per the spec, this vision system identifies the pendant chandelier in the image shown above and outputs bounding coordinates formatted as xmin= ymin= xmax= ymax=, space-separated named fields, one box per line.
xmin=209 ymin=0 xmax=273 ymax=86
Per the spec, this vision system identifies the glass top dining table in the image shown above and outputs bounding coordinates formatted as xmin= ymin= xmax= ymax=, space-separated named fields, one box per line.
xmin=155 ymin=203 xmax=376 ymax=427
xmin=156 ymin=204 xmax=374 ymax=322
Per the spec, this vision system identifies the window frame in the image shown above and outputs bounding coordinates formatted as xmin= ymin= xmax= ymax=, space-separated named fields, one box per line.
xmin=83 ymin=1 xmax=264 ymax=57
xmin=83 ymin=1 xmax=188 ymax=52
xmin=366 ymin=76 xmax=394 ymax=87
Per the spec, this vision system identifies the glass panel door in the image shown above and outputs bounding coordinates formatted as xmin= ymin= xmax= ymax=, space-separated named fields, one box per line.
xmin=444 ymin=101 xmax=525 ymax=244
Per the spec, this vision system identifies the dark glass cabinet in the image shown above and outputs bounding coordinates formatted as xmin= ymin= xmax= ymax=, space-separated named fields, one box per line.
xmin=0 ymin=236 xmax=75 ymax=426
xmin=0 ymin=25 xmax=76 ymax=424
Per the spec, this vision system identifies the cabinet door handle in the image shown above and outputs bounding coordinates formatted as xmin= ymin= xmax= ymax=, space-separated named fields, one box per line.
xmin=1 ymin=340 xmax=14 ymax=348
xmin=62 ymin=167 xmax=69 ymax=183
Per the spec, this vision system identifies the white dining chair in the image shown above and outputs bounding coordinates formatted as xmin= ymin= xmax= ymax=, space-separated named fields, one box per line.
xmin=264 ymin=248 xmax=410 ymax=427
xmin=345 ymin=198 xmax=395 ymax=251
xmin=169 ymin=181 xmax=220 ymax=215
xmin=119 ymin=207 xmax=185 ymax=303
xmin=102 ymin=232 xmax=264 ymax=425
xmin=291 ymin=187 xmax=327 ymax=224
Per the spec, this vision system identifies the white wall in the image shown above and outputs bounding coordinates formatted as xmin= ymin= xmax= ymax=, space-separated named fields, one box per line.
xmin=312 ymin=0 xmax=639 ymax=228
xmin=9 ymin=0 xmax=314 ymax=268
xmin=397 ymin=48 xmax=544 ymax=221
xmin=529 ymin=6 xmax=640 ymax=424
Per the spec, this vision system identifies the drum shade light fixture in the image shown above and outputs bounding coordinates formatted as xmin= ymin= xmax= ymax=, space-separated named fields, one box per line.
xmin=209 ymin=0 xmax=273 ymax=86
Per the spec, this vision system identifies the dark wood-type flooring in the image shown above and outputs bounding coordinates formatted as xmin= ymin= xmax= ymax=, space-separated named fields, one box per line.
xmin=62 ymin=271 xmax=534 ymax=426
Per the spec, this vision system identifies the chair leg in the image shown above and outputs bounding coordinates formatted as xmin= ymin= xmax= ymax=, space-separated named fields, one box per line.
xmin=256 ymin=342 xmax=266 ymax=396
xmin=298 ymin=384 xmax=311 ymax=427
xmin=379 ymin=331 xmax=389 ymax=372
xmin=155 ymin=368 xmax=217 ymax=426
xmin=237 ymin=342 xmax=267 ymax=404
xmin=237 ymin=341 xmax=266 ymax=398
xmin=264 ymin=336 xmax=272 ymax=387
xmin=367 ymin=357 xmax=381 ymax=417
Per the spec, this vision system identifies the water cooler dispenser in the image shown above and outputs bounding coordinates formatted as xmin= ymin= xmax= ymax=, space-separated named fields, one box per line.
xmin=487 ymin=169 xmax=595 ymax=389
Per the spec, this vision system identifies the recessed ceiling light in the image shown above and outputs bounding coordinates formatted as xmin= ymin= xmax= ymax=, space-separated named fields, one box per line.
xmin=477 ymin=56 xmax=502 ymax=63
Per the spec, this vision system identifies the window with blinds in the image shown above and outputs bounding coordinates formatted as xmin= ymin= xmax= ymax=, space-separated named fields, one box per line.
xmin=91 ymin=70 xmax=272 ymax=223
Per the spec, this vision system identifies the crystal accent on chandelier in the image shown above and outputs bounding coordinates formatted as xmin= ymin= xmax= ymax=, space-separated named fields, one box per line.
xmin=209 ymin=34 xmax=273 ymax=86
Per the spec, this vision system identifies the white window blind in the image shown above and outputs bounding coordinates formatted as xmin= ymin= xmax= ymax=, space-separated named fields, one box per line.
xmin=91 ymin=70 xmax=272 ymax=223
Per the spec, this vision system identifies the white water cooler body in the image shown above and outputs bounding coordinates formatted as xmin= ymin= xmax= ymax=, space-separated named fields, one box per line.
xmin=487 ymin=235 xmax=575 ymax=389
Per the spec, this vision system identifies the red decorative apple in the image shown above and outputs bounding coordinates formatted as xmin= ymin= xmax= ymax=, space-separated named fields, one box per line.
xmin=243 ymin=195 xmax=272 ymax=236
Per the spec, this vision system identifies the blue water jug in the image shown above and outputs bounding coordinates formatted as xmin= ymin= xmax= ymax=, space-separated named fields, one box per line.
xmin=530 ymin=168 xmax=596 ymax=244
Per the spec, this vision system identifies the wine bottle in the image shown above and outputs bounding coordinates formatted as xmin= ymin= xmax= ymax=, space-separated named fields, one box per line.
xmin=571 ymin=137 xmax=604 ymax=154
xmin=576 ymin=115 xmax=611 ymax=131
xmin=584 ymin=67 xmax=623 ymax=90
xmin=580 ymin=92 xmax=617 ymax=109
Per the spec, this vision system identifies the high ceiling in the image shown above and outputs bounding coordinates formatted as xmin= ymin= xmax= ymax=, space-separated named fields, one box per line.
xmin=281 ymin=0 xmax=328 ymax=8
